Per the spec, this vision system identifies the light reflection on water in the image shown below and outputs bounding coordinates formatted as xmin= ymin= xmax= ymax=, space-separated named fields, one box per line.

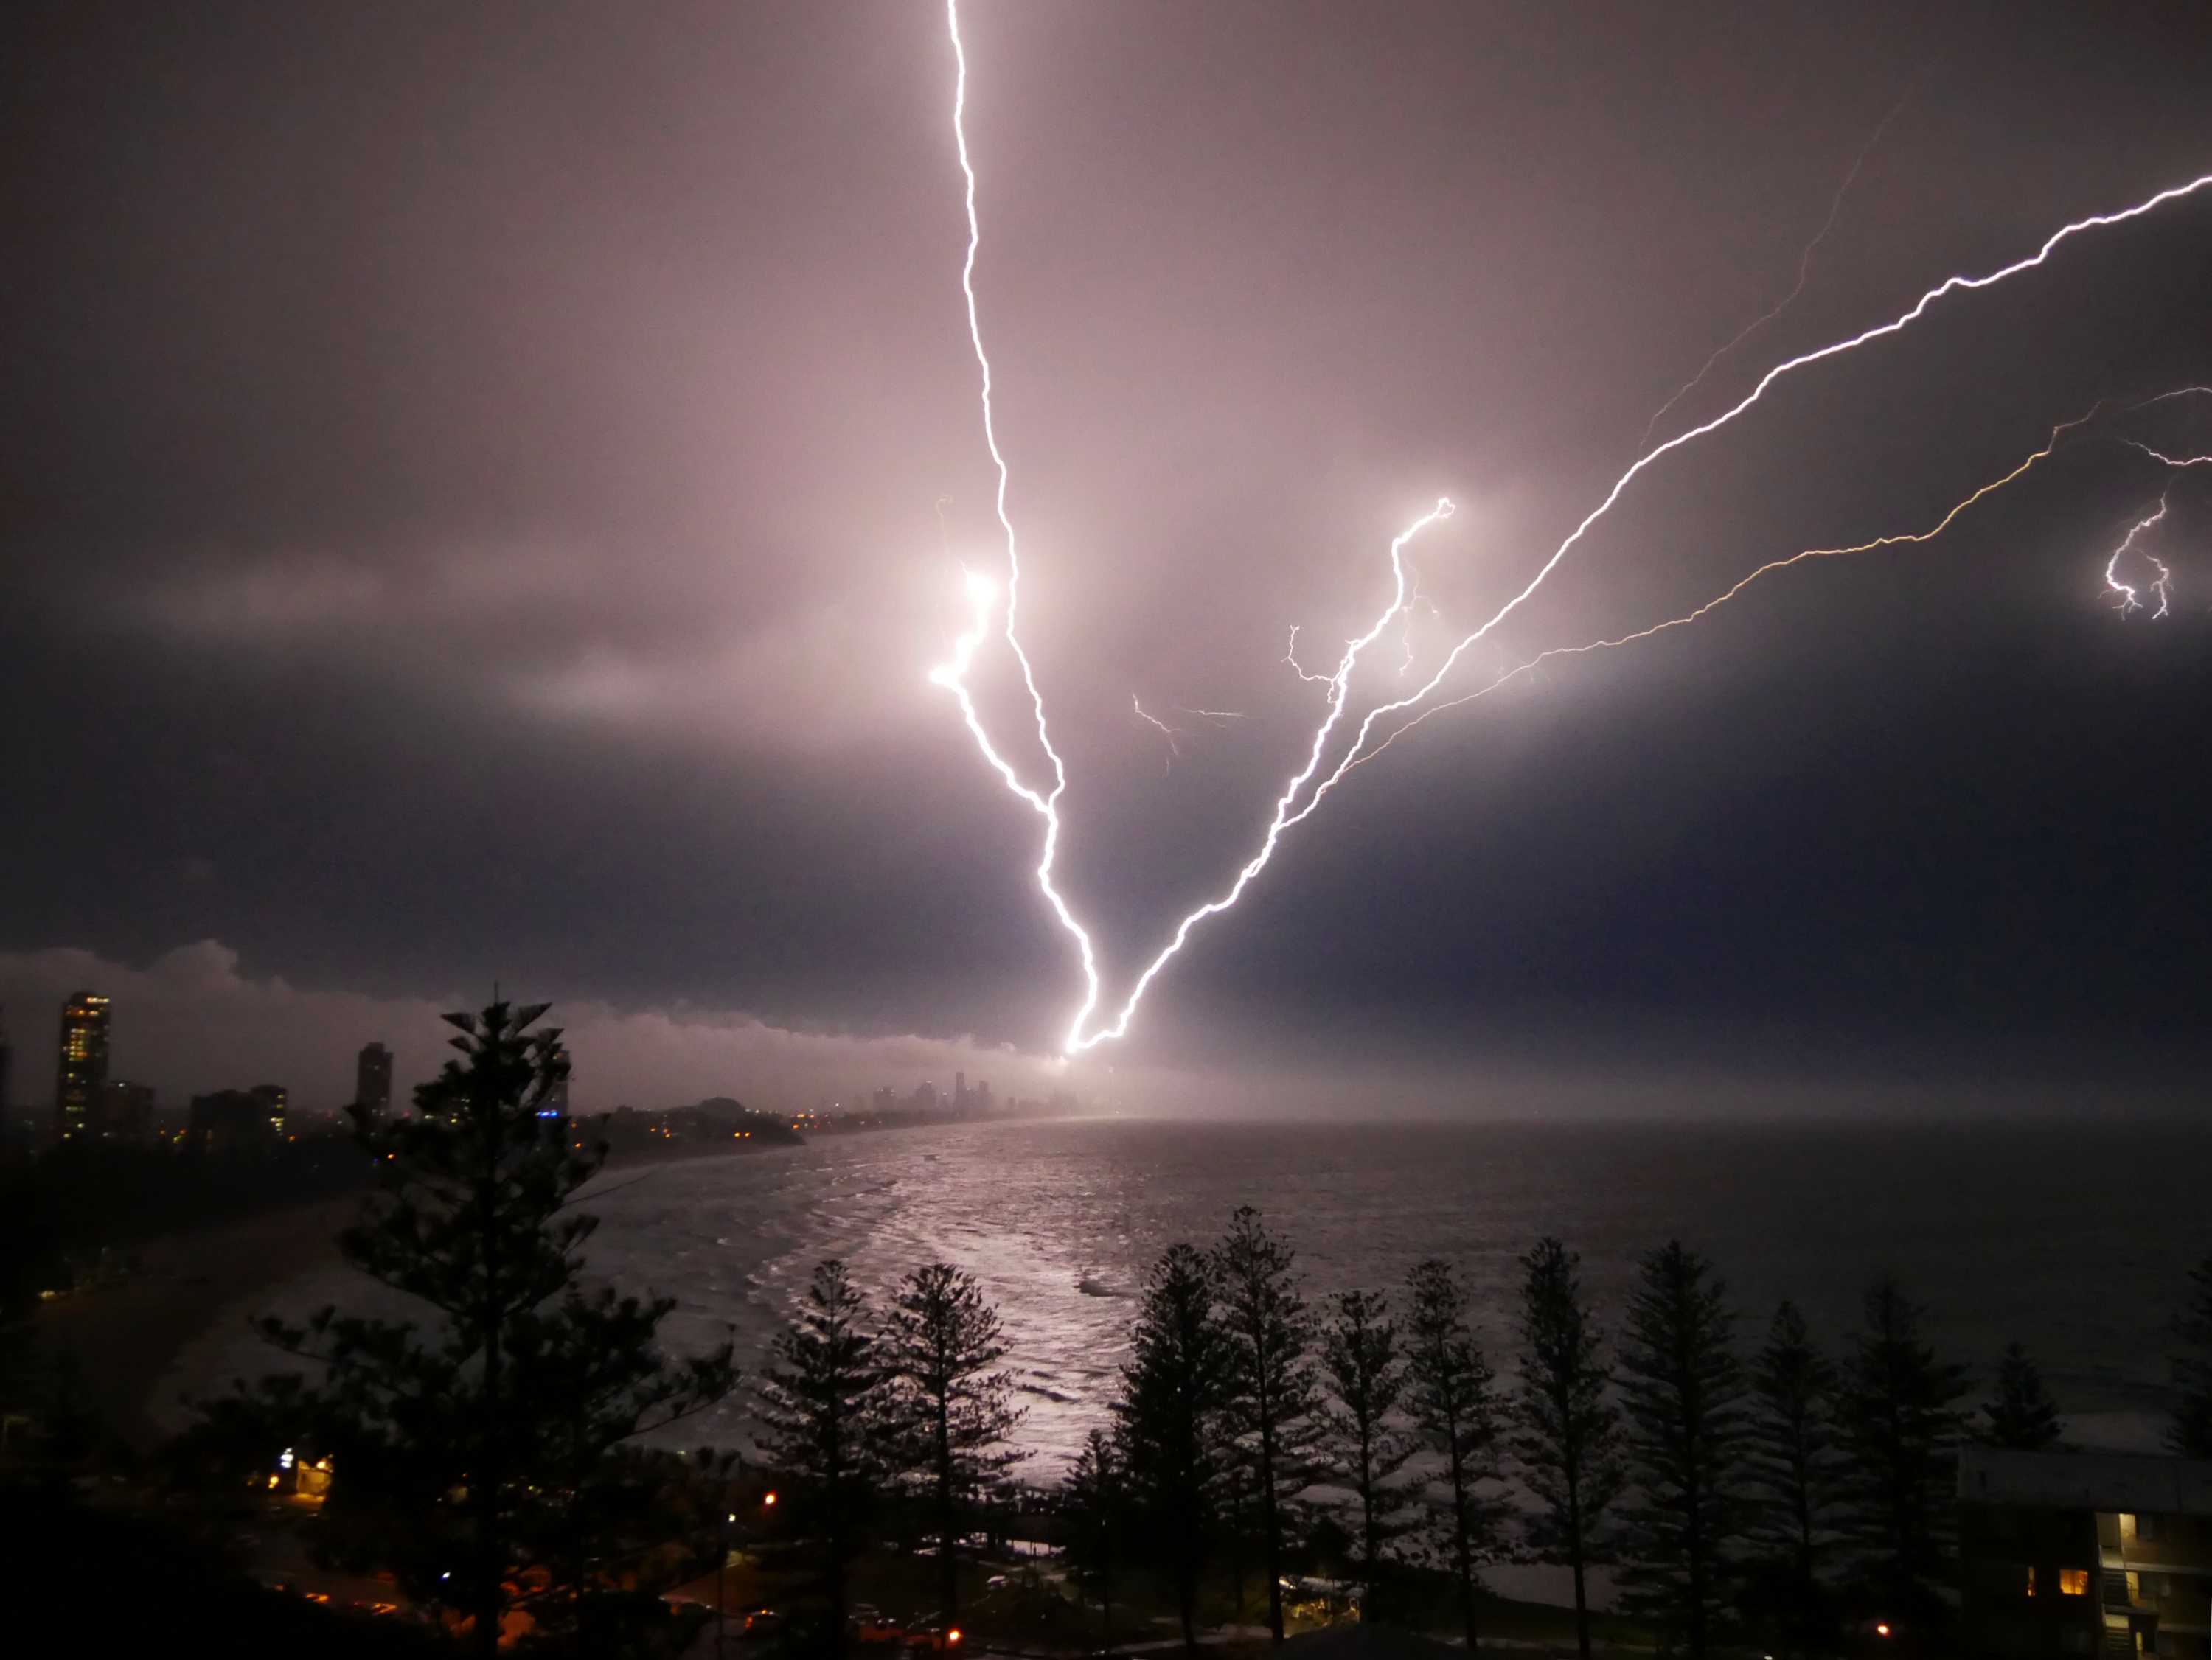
xmin=189 ymin=1115 xmax=2211 ymax=1482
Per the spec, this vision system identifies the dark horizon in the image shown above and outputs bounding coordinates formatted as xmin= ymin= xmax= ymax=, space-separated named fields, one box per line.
xmin=4 ymin=1 xmax=2211 ymax=1114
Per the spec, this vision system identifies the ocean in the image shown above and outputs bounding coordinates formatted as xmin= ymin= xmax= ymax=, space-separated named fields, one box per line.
xmin=172 ymin=1115 xmax=2212 ymax=1478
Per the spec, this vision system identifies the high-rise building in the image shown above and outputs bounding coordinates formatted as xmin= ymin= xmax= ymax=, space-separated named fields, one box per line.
xmin=355 ymin=1041 xmax=394 ymax=1120
xmin=249 ymin=1083 xmax=288 ymax=1135
xmin=55 ymin=990 xmax=111 ymax=1141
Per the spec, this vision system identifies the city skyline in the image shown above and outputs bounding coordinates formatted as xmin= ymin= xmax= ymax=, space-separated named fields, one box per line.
xmin=0 ymin=976 xmax=1079 ymax=1131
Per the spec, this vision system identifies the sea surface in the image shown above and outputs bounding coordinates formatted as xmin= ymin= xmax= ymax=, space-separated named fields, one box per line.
xmin=173 ymin=1115 xmax=2211 ymax=1479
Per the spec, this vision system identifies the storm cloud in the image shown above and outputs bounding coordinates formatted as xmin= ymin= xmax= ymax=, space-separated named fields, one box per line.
xmin=4 ymin=1 xmax=2210 ymax=1109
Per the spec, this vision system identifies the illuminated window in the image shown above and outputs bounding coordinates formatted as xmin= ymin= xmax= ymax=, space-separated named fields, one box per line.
xmin=2057 ymin=1569 xmax=2089 ymax=1597
xmin=2119 ymin=1513 xmax=2138 ymax=1543
xmin=2025 ymin=1565 xmax=2037 ymax=1597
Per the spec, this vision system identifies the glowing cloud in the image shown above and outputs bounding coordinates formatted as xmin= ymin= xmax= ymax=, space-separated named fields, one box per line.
xmin=933 ymin=0 xmax=2212 ymax=1056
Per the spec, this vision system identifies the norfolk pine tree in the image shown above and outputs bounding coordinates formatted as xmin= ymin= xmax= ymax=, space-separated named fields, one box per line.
xmin=1115 ymin=1243 xmax=1232 ymax=1653
xmin=1979 ymin=1342 xmax=2064 ymax=1451
xmin=1615 ymin=1242 xmax=1748 ymax=1660
xmin=1214 ymin=1205 xmax=1319 ymax=1646
xmin=756 ymin=1260 xmax=892 ymax=1660
xmin=1403 ymin=1258 xmax=1508 ymax=1654
xmin=1511 ymin=1237 xmax=1624 ymax=1660
xmin=234 ymin=1000 xmax=736 ymax=1658
xmin=1318 ymin=1288 xmax=1416 ymax=1620
xmin=1742 ymin=1300 xmax=1842 ymax=1650
xmin=1060 ymin=1429 xmax=1127 ymax=1647
xmin=1834 ymin=1275 xmax=1968 ymax=1633
xmin=880 ymin=1262 xmax=1028 ymax=1628
xmin=2170 ymin=1250 xmax=2212 ymax=1457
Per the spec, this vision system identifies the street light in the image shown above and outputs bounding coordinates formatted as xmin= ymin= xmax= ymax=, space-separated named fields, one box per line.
xmin=717 ymin=1508 xmax=734 ymax=1660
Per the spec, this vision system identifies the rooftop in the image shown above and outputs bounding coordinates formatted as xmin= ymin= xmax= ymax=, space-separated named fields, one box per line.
xmin=1959 ymin=1447 xmax=2212 ymax=1515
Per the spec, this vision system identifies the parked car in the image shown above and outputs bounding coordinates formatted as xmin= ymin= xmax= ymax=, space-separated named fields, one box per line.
xmin=908 ymin=1618 xmax=964 ymax=1654
xmin=741 ymin=1607 xmax=786 ymax=1641
xmin=852 ymin=1607 xmax=906 ymax=1645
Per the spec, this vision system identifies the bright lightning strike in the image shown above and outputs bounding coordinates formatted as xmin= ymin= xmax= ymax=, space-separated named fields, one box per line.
xmin=2103 ymin=494 xmax=2174 ymax=618
xmin=931 ymin=0 xmax=1105 ymax=1054
xmin=933 ymin=0 xmax=2212 ymax=1057
xmin=1346 ymin=405 xmax=2103 ymax=767
xmin=1298 ymin=168 xmax=2212 ymax=828
xmin=1062 ymin=496 xmax=1455 ymax=1055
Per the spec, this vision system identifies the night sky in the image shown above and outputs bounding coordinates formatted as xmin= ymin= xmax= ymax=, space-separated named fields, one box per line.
xmin=4 ymin=1 xmax=2210 ymax=1114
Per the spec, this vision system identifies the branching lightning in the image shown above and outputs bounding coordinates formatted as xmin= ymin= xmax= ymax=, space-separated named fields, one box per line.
xmin=1640 ymin=78 xmax=1919 ymax=447
xmin=932 ymin=0 xmax=2212 ymax=1058
xmin=1346 ymin=405 xmax=2101 ymax=769
xmin=1130 ymin=699 xmax=1249 ymax=773
xmin=929 ymin=0 xmax=1104 ymax=1053
xmin=1130 ymin=695 xmax=1184 ymax=772
xmin=1063 ymin=495 xmax=1455 ymax=1053
xmin=1347 ymin=402 xmax=2212 ymax=769
xmin=1284 ymin=625 xmax=1332 ymax=686
xmin=2103 ymin=494 xmax=2175 ymax=618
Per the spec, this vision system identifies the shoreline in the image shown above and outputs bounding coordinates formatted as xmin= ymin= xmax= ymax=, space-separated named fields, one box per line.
xmin=44 ymin=1118 xmax=1080 ymax=1451
xmin=33 ymin=1195 xmax=358 ymax=1449
xmin=39 ymin=1137 xmax=805 ymax=1449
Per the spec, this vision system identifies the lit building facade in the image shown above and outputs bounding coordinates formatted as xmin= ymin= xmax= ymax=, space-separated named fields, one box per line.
xmin=1958 ymin=1446 xmax=2212 ymax=1657
xmin=55 ymin=989 xmax=111 ymax=1141
xmin=250 ymin=1084 xmax=288 ymax=1134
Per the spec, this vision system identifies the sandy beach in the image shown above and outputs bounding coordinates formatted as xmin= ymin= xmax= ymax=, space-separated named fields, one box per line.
xmin=31 ymin=1196 xmax=356 ymax=1448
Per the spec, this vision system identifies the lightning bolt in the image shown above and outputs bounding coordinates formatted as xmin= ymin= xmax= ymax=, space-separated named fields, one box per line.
xmin=1351 ymin=396 xmax=2212 ymax=770
xmin=929 ymin=0 xmax=1104 ymax=1053
xmin=2121 ymin=440 xmax=2212 ymax=470
xmin=1640 ymin=77 xmax=1919 ymax=448
xmin=1284 ymin=625 xmax=1332 ymax=686
xmin=933 ymin=2 xmax=2212 ymax=1057
xmin=1067 ymin=187 xmax=2212 ymax=1049
xmin=1063 ymin=498 xmax=1455 ymax=1053
xmin=2104 ymin=493 xmax=2175 ymax=618
xmin=1347 ymin=405 xmax=2101 ymax=769
xmin=1130 ymin=694 xmax=1184 ymax=772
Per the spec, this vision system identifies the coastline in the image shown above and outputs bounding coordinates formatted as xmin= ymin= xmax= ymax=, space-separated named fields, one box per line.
xmin=33 ymin=1196 xmax=357 ymax=1449
xmin=33 ymin=1118 xmax=1071 ymax=1451
xmin=35 ymin=1137 xmax=802 ymax=1449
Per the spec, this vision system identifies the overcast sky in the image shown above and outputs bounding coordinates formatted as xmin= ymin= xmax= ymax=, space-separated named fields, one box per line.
xmin=3 ymin=1 xmax=2209 ymax=1115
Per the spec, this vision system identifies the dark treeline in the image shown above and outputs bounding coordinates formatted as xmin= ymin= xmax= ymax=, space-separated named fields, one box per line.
xmin=770 ymin=1225 xmax=2212 ymax=1660
xmin=8 ymin=1002 xmax=2212 ymax=1660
